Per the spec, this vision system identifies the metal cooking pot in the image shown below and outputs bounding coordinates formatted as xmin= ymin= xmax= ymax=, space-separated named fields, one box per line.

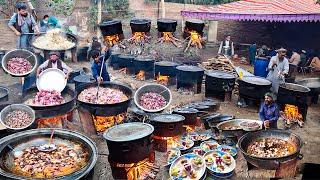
xmin=130 ymin=19 xmax=151 ymax=33
xmin=238 ymin=130 xmax=302 ymax=170
xmin=0 ymin=128 xmax=98 ymax=180
xmin=216 ymin=119 xmax=244 ymax=138
xmin=296 ymin=78 xmax=320 ymax=104
xmin=172 ymin=108 xmax=198 ymax=126
xmin=205 ymin=71 xmax=236 ymax=95
xmin=277 ymin=83 xmax=310 ymax=107
xmin=149 ymin=114 xmax=185 ymax=137
xmin=238 ymin=76 xmax=272 ymax=101
xmin=157 ymin=19 xmax=177 ymax=32
xmin=77 ymin=82 xmax=133 ymax=116
xmin=99 ymin=20 xmax=123 ymax=37
xmin=0 ymin=104 xmax=35 ymax=130
xmin=0 ymin=86 xmax=9 ymax=103
xmin=103 ymin=122 xmax=154 ymax=164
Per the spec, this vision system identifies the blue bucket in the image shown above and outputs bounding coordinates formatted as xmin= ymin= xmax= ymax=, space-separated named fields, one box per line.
xmin=254 ymin=57 xmax=269 ymax=78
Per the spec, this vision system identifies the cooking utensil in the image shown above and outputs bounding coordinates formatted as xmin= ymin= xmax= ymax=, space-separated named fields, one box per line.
xmin=38 ymin=129 xmax=57 ymax=152
xmin=95 ymin=54 xmax=106 ymax=103
xmin=21 ymin=32 xmax=46 ymax=35
xmin=37 ymin=68 xmax=67 ymax=92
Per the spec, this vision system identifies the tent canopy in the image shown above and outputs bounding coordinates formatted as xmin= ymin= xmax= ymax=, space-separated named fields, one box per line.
xmin=181 ymin=0 xmax=320 ymax=22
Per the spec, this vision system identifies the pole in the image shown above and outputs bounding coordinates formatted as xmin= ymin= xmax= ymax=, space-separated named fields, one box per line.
xmin=161 ymin=0 xmax=165 ymax=18
xmin=97 ymin=0 xmax=102 ymax=40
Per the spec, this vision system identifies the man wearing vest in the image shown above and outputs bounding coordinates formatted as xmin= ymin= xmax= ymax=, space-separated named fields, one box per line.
xmin=8 ymin=2 xmax=39 ymax=50
xmin=218 ymin=35 xmax=234 ymax=57
xmin=37 ymin=51 xmax=73 ymax=79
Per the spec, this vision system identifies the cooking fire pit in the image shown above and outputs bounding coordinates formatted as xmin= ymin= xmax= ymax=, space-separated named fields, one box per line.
xmin=128 ymin=19 xmax=151 ymax=45
xmin=99 ymin=20 xmax=124 ymax=47
xmin=157 ymin=19 xmax=181 ymax=47
xmin=155 ymin=61 xmax=180 ymax=86
xmin=133 ymin=57 xmax=155 ymax=80
xmin=296 ymin=78 xmax=320 ymax=105
xmin=176 ymin=65 xmax=204 ymax=94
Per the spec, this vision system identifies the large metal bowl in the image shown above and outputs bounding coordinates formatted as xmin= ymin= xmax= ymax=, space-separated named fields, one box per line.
xmin=0 ymin=104 xmax=35 ymax=130
xmin=1 ymin=49 xmax=37 ymax=77
xmin=0 ymin=128 xmax=98 ymax=179
xmin=134 ymin=83 xmax=172 ymax=113
xmin=32 ymin=33 xmax=77 ymax=51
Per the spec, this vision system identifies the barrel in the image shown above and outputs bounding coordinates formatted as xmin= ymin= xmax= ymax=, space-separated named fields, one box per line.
xmin=254 ymin=57 xmax=269 ymax=78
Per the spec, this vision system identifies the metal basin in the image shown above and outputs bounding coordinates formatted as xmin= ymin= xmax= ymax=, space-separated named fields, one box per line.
xmin=0 ymin=104 xmax=35 ymax=130
xmin=0 ymin=128 xmax=98 ymax=179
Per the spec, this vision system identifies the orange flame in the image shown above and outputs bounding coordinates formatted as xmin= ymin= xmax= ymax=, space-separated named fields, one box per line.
xmin=104 ymin=34 xmax=120 ymax=46
xmin=136 ymin=70 xmax=145 ymax=80
xmin=92 ymin=113 xmax=126 ymax=133
xmin=283 ymin=104 xmax=303 ymax=121
xmin=156 ymin=73 xmax=169 ymax=85
xmin=184 ymin=125 xmax=196 ymax=133
xmin=37 ymin=113 xmax=71 ymax=128
xmin=132 ymin=32 xmax=146 ymax=41
xmin=189 ymin=30 xmax=202 ymax=45
xmin=162 ymin=32 xmax=173 ymax=42
xmin=153 ymin=135 xmax=180 ymax=149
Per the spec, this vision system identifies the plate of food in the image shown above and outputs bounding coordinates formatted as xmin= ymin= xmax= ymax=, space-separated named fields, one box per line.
xmin=217 ymin=145 xmax=237 ymax=157
xmin=170 ymin=153 xmax=206 ymax=180
xmin=240 ymin=120 xmax=262 ymax=131
xmin=192 ymin=146 xmax=206 ymax=156
xmin=200 ymin=140 xmax=220 ymax=152
xmin=176 ymin=138 xmax=194 ymax=151
xmin=188 ymin=132 xmax=211 ymax=142
xmin=204 ymin=150 xmax=236 ymax=177
xmin=166 ymin=148 xmax=181 ymax=167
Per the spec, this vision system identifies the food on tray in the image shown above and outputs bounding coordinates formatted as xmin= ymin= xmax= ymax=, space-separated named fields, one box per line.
xmin=139 ymin=92 xmax=166 ymax=110
xmin=78 ymin=87 xmax=128 ymax=104
xmin=7 ymin=57 xmax=32 ymax=74
xmin=240 ymin=121 xmax=261 ymax=131
xmin=33 ymin=28 xmax=75 ymax=50
xmin=26 ymin=90 xmax=65 ymax=106
xmin=247 ymin=137 xmax=295 ymax=158
xmin=12 ymin=143 xmax=88 ymax=178
xmin=170 ymin=154 xmax=205 ymax=180
xmin=223 ymin=125 xmax=241 ymax=130
xmin=177 ymin=138 xmax=194 ymax=150
xmin=218 ymin=145 xmax=237 ymax=157
xmin=166 ymin=148 xmax=180 ymax=165
xmin=204 ymin=150 xmax=236 ymax=174
xmin=192 ymin=147 xmax=205 ymax=156
xmin=200 ymin=141 xmax=219 ymax=152
xmin=4 ymin=110 xmax=32 ymax=128
xmin=188 ymin=132 xmax=211 ymax=141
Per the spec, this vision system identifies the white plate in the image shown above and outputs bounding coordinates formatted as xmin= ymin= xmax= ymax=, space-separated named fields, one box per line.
xmin=37 ymin=68 xmax=67 ymax=92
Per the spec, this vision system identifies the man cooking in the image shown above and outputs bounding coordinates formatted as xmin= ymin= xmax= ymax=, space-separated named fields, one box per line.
xmin=36 ymin=51 xmax=72 ymax=79
xmin=8 ymin=2 xmax=40 ymax=50
xmin=259 ymin=93 xmax=280 ymax=129
xmin=266 ymin=48 xmax=289 ymax=93
xmin=91 ymin=46 xmax=112 ymax=83
xmin=218 ymin=35 xmax=234 ymax=56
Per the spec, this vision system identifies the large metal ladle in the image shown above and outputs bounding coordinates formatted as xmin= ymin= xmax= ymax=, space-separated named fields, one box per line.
xmin=38 ymin=129 xmax=57 ymax=152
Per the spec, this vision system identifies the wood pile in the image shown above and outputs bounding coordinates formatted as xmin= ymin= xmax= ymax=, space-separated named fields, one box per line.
xmin=199 ymin=55 xmax=238 ymax=77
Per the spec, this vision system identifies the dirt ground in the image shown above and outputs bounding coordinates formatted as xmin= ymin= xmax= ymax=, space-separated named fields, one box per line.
xmin=0 ymin=44 xmax=319 ymax=179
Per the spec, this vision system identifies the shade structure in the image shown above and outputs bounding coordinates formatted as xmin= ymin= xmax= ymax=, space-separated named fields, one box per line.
xmin=181 ymin=0 xmax=320 ymax=22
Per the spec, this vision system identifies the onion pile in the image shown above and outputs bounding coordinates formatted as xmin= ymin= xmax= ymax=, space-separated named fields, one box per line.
xmin=139 ymin=92 xmax=166 ymax=110
xmin=78 ymin=87 xmax=128 ymax=104
xmin=4 ymin=110 xmax=32 ymax=128
xmin=7 ymin=57 xmax=32 ymax=74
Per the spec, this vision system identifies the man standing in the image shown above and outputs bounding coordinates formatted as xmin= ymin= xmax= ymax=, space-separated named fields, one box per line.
xmin=218 ymin=35 xmax=234 ymax=56
xmin=266 ymin=48 xmax=289 ymax=93
xmin=91 ymin=47 xmax=112 ymax=83
xmin=37 ymin=51 xmax=72 ymax=79
xmin=259 ymin=93 xmax=280 ymax=129
xmin=249 ymin=43 xmax=257 ymax=65
xmin=289 ymin=49 xmax=301 ymax=66
xmin=8 ymin=2 xmax=39 ymax=50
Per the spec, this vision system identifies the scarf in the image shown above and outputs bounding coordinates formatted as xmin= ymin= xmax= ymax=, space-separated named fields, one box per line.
xmin=17 ymin=13 xmax=32 ymax=27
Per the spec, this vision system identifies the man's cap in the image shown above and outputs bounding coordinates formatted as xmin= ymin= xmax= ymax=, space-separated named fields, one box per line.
xmin=16 ymin=2 xmax=27 ymax=10
xmin=49 ymin=51 xmax=60 ymax=57
xmin=276 ymin=48 xmax=287 ymax=52
xmin=265 ymin=92 xmax=276 ymax=100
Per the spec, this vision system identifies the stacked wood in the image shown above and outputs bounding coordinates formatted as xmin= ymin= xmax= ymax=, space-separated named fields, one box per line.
xmin=199 ymin=55 xmax=237 ymax=77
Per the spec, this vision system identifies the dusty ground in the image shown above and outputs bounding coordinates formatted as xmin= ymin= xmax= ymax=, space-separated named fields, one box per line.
xmin=0 ymin=45 xmax=319 ymax=179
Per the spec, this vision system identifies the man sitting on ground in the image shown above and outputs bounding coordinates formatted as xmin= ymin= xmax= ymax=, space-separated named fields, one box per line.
xmin=259 ymin=93 xmax=280 ymax=129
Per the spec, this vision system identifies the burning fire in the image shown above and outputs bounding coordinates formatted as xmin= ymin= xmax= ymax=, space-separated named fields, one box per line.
xmin=184 ymin=30 xmax=203 ymax=52
xmin=281 ymin=104 xmax=303 ymax=127
xmin=92 ymin=113 xmax=126 ymax=133
xmin=156 ymin=73 xmax=169 ymax=86
xmin=136 ymin=70 xmax=145 ymax=80
xmin=158 ymin=32 xmax=182 ymax=47
xmin=37 ymin=113 xmax=71 ymax=128
xmin=184 ymin=125 xmax=196 ymax=133
xmin=123 ymin=158 xmax=159 ymax=180
xmin=104 ymin=34 xmax=120 ymax=47
xmin=128 ymin=32 xmax=150 ymax=45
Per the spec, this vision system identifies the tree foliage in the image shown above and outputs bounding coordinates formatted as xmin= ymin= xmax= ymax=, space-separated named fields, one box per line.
xmin=45 ymin=0 xmax=75 ymax=16
xmin=103 ymin=0 xmax=129 ymax=17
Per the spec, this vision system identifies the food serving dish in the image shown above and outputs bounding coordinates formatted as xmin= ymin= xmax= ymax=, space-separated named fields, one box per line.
xmin=37 ymin=68 xmax=67 ymax=92
xmin=240 ymin=120 xmax=262 ymax=131
xmin=0 ymin=128 xmax=98 ymax=179
xmin=176 ymin=138 xmax=194 ymax=151
xmin=200 ymin=140 xmax=220 ymax=152
xmin=170 ymin=153 xmax=206 ymax=180
xmin=192 ymin=146 xmax=205 ymax=156
xmin=0 ymin=104 xmax=35 ymax=130
xmin=204 ymin=150 xmax=236 ymax=177
xmin=165 ymin=148 xmax=181 ymax=167
xmin=217 ymin=145 xmax=237 ymax=157
xmin=187 ymin=131 xmax=211 ymax=142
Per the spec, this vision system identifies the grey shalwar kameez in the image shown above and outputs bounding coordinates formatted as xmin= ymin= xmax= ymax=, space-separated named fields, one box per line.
xmin=266 ymin=55 xmax=289 ymax=93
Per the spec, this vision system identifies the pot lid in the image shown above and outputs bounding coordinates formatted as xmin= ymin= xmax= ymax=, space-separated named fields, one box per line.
xmin=103 ymin=122 xmax=154 ymax=142
xmin=135 ymin=57 xmax=154 ymax=62
xmin=155 ymin=61 xmax=179 ymax=67
xmin=130 ymin=19 xmax=151 ymax=24
xmin=100 ymin=20 xmax=121 ymax=26
xmin=296 ymin=78 xmax=320 ymax=89
xmin=187 ymin=19 xmax=204 ymax=24
xmin=150 ymin=114 xmax=185 ymax=123
xmin=36 ymin=68 xmax=67 ymax=92
xmin=205 ymin=70 xmax=235 ymax=79
xmin=118 ymin=55 xmax=134 ymax=59
xmin=173 ymin=108 xmax=198 ymax=114
xmin=176 ymin=65 xmax=204 ymax=72
xmin=241 ymin=76 xmax=271 ymax=86
xmin=280 ymin=83 xmax=310 ymax=93
xmin=157 ymin=19 xmax=177 ymax=23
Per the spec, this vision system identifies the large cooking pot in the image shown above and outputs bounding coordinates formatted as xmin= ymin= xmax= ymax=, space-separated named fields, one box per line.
xmin=103 ymin=122 xmax=154 ymax=163
xmin=99 ymin=20 xmax=123 ymax=36
xmin=130 ymin=19 xmax=151 ymax=33
xmin=176 ymin=65 xmax=204 ymax=83
xmin=296 ymin=78 xmax=320 ymax=104
xmin=0 ymin=128 xmax=98 ymax=180
xmin=22 ymin=86 xmax=76 ymax=118
xmin=277 ymin=83 xmax=310 ymax=106
xmin=205 ymin=71 xmax=236 ymax=97
xmin=184 ymin=19 xmax=205 ymax=34
xmin=157 ymin=19 xmax=177 ymax=32
xmin=149 ymin=114 xmax=185 ymax=137
xmin=76 ymin=82 xmax=133 ymax=116
xmin=172 ymin=108 xmax=198 ymax=126
xmin=238 ymin=130 xmax=302 ymax=170
xmin=238 ymin=76 xmax=272 ymax=101
xmin=216 ymin=119 xmax=244 ymax=138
